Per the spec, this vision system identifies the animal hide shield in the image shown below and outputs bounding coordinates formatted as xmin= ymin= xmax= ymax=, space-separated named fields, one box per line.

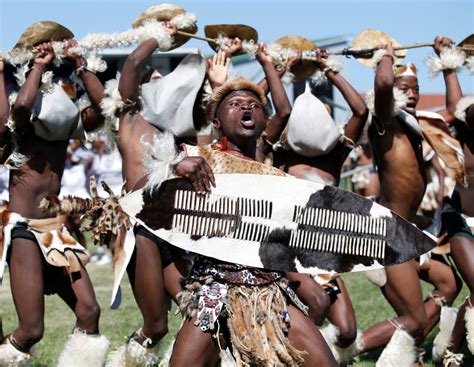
xmin=119 ymin=174 xmax=435 ymax=274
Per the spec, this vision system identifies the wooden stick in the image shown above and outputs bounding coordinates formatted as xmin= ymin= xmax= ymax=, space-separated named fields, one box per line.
xmin=329 ymin=42 xmax=473 ymax=57
xmin=175 ymin=30 xmax=217 ymax=44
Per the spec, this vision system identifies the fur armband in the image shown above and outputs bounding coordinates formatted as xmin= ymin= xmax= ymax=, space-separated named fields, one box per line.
xmin=454 ymin=96 xmax=474 ymax=123
xmin=242 ymin=40 xmax=258 ymax=59
xmin=425 ymin=47 xmax=466 ymax=78
xmin=370 ymin=49 xmax=390 ymax=69
xmin=365 ymin=87 xmax=409 ymax=116
xmin=266 ymin=43 xmax=298 ymax=84
xmin=213 ymin=34 xmax=259 ymax=60
xmin=310 ymin=57 xmax=343 ymax=86
xmin=83 ymin=53 xmax=107 ymax=74
xmin=142 ymin=131 xmax=186 ymax=191
xmin=100 ymin=73 xmax=124 ymax=120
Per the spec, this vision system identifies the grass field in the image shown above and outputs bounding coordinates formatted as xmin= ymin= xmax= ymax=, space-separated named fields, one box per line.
xmin=1 ymin=260 xmax=472 ymax=366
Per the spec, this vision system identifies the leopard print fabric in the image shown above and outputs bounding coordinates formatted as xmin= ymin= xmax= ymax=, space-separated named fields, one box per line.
xmin=184 ymin=144 xmax=286 ymax=176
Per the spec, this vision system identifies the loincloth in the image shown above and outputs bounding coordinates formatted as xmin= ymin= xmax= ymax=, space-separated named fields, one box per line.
xmin=0 ymin=211 xmax=89 ymax=284
xmin=177 ymin=256 xmax=308 ymax=366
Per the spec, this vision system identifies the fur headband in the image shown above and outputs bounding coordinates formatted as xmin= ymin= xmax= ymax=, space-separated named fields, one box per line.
xmin=206 ymin=77 xmax=268 ymax=121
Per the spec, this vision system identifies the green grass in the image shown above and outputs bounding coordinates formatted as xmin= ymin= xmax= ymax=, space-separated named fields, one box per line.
xmin=1 ymin=262 xmax=472 ymax=366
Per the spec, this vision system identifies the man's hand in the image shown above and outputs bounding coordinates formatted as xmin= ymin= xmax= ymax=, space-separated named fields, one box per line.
xmin=33 ymin=42 xmax=55 ymax=68
xmin=433 ymin=35 xmax=454 ymax=56
xmin=286 ymin=51 xmax=301 ymax=71
xmin=165 ymin=21 xmax=178 ymax=37
xmin=0 ymin=58 xmax=4 ymax=73
xmin=207 ymin=50 xmax=230 ymax=89
xmin=175 ymin=156 xmax=216 ymax=194
xmin=312 ymin=48 xmax=329 ymax=70
xmin=256 ymin=43 xmax=273 ymax=66
xmin=221 ymin=37 xmax=242 ymax=58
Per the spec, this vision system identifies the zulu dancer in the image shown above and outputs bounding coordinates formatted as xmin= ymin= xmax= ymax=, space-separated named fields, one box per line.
xmin=0 ymin=56 xmax=8 ymax=344
xmin=266 ymin=47 xmax=368 ymax=364
xmin=101 ymin=17 xmax=191 ymax=364
xmin=429 ymin=35 xmax=474 ymax=366
xmin=167 ymin=44 xmax=337 ymax=367
xmin=0 ymin=23 xmax=109 ymax=366
xmin=359 ymin=43 xmax=462 ymax=366
xmin=104 ymin=10 xmax=246 ymax=366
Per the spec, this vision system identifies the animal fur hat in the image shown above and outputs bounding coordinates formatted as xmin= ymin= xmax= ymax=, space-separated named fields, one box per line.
xmin=395 ymin=63 xmax=418 ymax=78
xmin=206 ymin=76 xmax=268 ymax=121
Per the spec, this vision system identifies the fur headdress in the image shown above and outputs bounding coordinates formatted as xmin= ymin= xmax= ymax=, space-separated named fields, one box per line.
xmin=206 ymin=77 xmax=267 ymax=121
xmin=395 ymin=63 xmax=418 ymax=78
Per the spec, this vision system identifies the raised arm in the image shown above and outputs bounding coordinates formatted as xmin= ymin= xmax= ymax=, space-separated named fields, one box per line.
xmin=64 ymin=40 xmax=105 ymax=132
xmin=0 ymin=59 xmax=9 ymax=140
xmin=315 ymin=49 xmax=368 ymax=144
xmin=257 ymin=44 xmax=292 ymax=145
xmin=119 ymin=23 xmax=177 ymax=108
xmin=12 ymin=42 xmax=55 ymax=131
xmin=374 ymin=44 xmax=395 ymax=124
xmin=432 ymin=36 xmax=464 ymax=124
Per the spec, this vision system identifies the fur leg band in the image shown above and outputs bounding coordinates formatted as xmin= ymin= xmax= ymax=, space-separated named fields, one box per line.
xmin=0 ymin=337 xmax=32 ymax=366
xmin=57 ymin=328 xmax=110 ymax=367
xmin=106 ymin=335 xmax=160 ymax=367
xmin=375 ymin=327 xmax=416 ymax=367
xmin=432 ymin=306 xmax=458 ymax=362
xmin=465 ymin=304 xmax=474 ymax=354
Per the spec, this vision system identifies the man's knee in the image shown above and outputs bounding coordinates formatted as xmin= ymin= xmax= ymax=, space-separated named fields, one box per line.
xmin=336 ymin=320 xmax=357 ymax=347
xmin=76 ymin=300 xmax=100 ymax=326
xmin=307 ymin=292 xmax=331 ymax=325
xmin=144 ymin=315 xmax=169 ymax=341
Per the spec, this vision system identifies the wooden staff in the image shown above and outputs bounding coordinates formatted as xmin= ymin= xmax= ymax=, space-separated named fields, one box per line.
xmin=329 ymin=42 xmax=473 ymax=58
xmin=176 ymin=30 xmax=218 ymax=45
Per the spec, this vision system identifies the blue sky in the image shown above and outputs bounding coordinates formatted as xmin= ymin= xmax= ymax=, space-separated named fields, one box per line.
xmin=1 ymin=0 xmax=473 ymax=100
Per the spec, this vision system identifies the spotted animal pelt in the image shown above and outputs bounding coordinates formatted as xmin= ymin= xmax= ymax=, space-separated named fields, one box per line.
xmin=40 ymin=177 xmax=131 ymax=245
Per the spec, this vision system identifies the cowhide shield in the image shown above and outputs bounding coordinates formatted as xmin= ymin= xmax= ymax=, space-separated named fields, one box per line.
xmin=119 ymin=174 xmax=435 ymax=274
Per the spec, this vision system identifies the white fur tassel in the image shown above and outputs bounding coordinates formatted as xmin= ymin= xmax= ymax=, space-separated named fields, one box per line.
xmin=6 ymin=12 xmax=197 ymax=65
xmin=106 ymin=339 xmax=160 ymax=367
xmin=57 ymin=329 xmax=110 ymax=367
xmin=85 ymin=53 xmax=107 ymax=74
xmin=425 ymin=47 xmax=466 ymax=78
xmin=142 ymin=131 xmax=186 ymax=191
xmin=242 ymin=40 xmax=258 ymax=59
xmin=454 ymin=95 xmax=474 ymax=123
xmin=310 ymin=56 xmax=343 ymax=86
xmin=466 ymin=305 xmax=474 ymax=354
xmin=365 ymin=87 xmax=409 ymax=116
xmin=266 ymin=43 xmax=297 ymax=72
xmin=376 ymin=328 xmax=416 ymax=367
xmin=100 ymin=73 xmax=124 ymax=121
xmin=465 ymin=56 xmax=474 ymax=75
xmin=0 ymin=340 xmax=32 ymax=366
xmin=172 ymin=12 xmax=196 ymax=30
xmin=432 ymin=306 xmax=458 ymax=362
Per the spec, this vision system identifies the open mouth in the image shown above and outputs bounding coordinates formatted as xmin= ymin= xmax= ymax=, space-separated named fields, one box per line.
xmin=240 ymin=111 xmax=254 ymax=128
